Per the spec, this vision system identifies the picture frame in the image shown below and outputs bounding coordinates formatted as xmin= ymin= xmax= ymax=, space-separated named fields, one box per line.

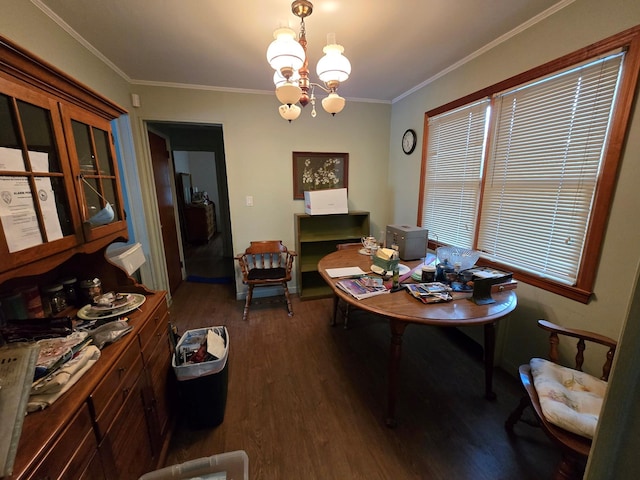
xmin=292 ymin=151 xmax=349 ymax=200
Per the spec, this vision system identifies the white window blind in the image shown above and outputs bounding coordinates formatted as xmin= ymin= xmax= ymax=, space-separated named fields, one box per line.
xmin=477 ymin=52 xmax=624 ymax=284
xmin=422 ymin=99 xmax=490 ymax=248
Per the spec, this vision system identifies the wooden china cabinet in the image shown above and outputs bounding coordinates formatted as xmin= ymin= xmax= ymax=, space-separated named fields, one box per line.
xmin=0 ymin=35 xmax=174 ymax=479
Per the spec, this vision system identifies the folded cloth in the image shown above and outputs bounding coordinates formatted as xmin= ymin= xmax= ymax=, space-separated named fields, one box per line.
xmin=27 ymin=345 xmax=101 ymax=412
xmin=35 ymin=331 xmax=89 ymax=372
xmin=530 ymin=357 xmax=607 ymax=439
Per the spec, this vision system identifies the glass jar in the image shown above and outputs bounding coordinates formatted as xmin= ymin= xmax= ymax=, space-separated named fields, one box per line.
xmin=16 ymin=285 xmax=45 ymax=318
xmin=421 ymin=266 xmax=436 ymax=283
xmin=0 ymin=292 xmax=29 ymax=320
xmin=59 ymin=277 xmax=79 ymax=307
xmin=42 ymin=283 xmax=67 ymax=316
xmin=79 ymin=278 xmax=102 ymax=305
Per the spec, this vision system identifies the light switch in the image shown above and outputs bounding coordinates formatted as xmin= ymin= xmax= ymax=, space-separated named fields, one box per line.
xmin=246 ymin=195 xmax=254 ymax=207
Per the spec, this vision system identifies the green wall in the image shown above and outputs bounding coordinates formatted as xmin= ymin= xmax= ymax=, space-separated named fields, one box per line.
xmin=2 ymin=0 xmax=640 ymax=473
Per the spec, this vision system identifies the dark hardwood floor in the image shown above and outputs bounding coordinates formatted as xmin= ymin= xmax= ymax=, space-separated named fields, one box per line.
xmin=163 ymin=277 xmax=559 ymax=479
xmin=183 ymin=233 xmax=234 ymax=280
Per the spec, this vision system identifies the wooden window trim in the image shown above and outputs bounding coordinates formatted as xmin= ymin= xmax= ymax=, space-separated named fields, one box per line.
xmin=418 ymin=25 xmax=640 ymax=303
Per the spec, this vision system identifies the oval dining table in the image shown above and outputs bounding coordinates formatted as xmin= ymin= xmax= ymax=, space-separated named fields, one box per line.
xmin=317 ymin=248 xmax=517 ymax=427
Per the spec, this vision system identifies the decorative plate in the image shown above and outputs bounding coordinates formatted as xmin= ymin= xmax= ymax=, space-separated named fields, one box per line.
xmin=88 ymin=294 xmax=135 ymax=312
xmin=77 ymin=293 xmax=146 ymax=320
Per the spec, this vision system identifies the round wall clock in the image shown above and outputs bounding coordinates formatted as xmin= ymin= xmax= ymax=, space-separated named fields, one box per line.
xmin=402 ymin=128 xmax=417 ymax=155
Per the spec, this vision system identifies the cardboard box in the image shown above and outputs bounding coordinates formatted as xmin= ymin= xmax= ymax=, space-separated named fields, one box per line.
xmin=385 ymin=225 xmax=429 ymax=260
xmin=304 ymin=188 xmax=348 ymax=215
xmin=372 ymin=253 xmax=400 ymax=273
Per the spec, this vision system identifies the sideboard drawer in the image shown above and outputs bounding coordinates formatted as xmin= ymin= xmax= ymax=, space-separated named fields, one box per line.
xmin=138 ymin=300 xmax=169 ymax=360
xmin=89 ymin=339 xmax=143 ymax=438
xmin=26 ymin=403 xmax=100 ymax=480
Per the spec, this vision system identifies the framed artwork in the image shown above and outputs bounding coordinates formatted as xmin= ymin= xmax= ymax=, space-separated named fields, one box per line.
xmin=292 ymin=151 xmax=349 ymax=200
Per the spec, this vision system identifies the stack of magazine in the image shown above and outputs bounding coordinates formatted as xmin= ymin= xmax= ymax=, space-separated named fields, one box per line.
xmin=336 ymin=276 xmax=389 ymax=300
xmin=405 ymin=282 xmax=453 ymax=304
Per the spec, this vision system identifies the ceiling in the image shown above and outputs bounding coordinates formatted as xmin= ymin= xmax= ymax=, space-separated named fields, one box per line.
xmin=36 ymin=0 xmax=566 ymax=103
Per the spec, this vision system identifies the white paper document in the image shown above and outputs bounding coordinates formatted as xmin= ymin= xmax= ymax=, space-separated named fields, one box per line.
xmin=35 ymin=176 xmax=63 ymax=242
xmin=0 ymin=176 xmax=63 ymax=252
xmin=325 ymin=266 xmax=368 ymax=278
xmin=0 ymin=147 xmax=26 ymax=172
xmin=0 ymin=176 xmax=43 ymax=252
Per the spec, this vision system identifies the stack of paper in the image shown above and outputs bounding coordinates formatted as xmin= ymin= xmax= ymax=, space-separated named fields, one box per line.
xmin=336 ymin=277 xmax=389 ymax=300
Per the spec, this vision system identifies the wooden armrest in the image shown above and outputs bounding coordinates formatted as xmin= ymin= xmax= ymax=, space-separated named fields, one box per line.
xmin=538 ymin=320 xmax=617 ymax=349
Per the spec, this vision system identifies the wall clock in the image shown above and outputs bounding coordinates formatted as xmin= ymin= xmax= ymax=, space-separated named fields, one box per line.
xmin=402 ymin=128 xmax=417 ymax=155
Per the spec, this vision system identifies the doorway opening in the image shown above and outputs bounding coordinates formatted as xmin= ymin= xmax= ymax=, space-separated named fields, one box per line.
xmin=146 ymin=121 xmax=234 ymax=288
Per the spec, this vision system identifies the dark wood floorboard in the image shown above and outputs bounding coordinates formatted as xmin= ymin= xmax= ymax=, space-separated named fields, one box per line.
xmin=183 ymin=233 xmax=234 ymax=279
xmin=164 ymin=281 xmax=559 ymax=479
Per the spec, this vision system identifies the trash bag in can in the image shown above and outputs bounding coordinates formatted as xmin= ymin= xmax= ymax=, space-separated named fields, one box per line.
xmin=172 ymin=326 xmax=229 ymax=428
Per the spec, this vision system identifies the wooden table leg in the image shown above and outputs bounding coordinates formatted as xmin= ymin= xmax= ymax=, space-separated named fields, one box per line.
xmin=386 ymin=319 xmax=408 ymax=427
xmin=484 ymin=322 xmax=497 ymax=400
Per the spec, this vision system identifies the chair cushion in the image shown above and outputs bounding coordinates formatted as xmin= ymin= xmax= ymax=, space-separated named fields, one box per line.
xmin=247 ymin=267 xmax=286 ymax=280
xmin=530 ymin=357 xmax=606 ymax=439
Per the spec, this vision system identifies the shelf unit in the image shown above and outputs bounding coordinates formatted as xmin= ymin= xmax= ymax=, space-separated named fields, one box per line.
xmin=294 ymin=211 xmax=370 ymax=299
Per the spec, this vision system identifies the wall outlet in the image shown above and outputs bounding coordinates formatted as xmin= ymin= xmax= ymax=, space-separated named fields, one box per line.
xmin=246 ymin=195 xmax=253 ymax=207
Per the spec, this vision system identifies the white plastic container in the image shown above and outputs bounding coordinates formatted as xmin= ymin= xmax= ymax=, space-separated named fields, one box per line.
xmin=106 ymin=242 xmax=145 ymax=275
xmin=139 ymin=450 xmax=248 ymax=480
xmin=172 ymin=327 xmax=229 ymax=381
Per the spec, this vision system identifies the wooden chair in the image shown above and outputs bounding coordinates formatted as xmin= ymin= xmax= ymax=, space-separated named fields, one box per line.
xmin=505 ymin=320 xmax=617 ymax=480
xmin=332 ymin=242 xmax=363 ymax=328
xmin=235 ymin=241 xmax=296 ymax=321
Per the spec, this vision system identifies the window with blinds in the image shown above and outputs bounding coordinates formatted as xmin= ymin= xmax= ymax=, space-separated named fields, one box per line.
xmin=478 ymin=53 xmax=624 ymax=285
xmin=422 ymin=99 xmax=489 ymax=248
xmin=419 ymin=25 xmax=640 ymax=302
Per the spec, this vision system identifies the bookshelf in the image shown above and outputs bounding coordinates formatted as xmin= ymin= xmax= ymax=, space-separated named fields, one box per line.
xmin=294 ymin=211 xmax=370 ymax=299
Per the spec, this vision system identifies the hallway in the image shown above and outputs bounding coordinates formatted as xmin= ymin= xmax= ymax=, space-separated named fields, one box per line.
xmin=183 ymin=233 xmax=235 ymax=283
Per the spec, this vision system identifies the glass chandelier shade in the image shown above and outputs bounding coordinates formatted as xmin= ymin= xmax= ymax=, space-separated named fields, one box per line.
xmin=316 ymin=39 xmax=351 ymax=84
xmin=321 ymin=92 xmax=346 ymax=115
xmin=279 ymin=103 xmax=302 ymax=122
xmin=276 ymin=81 xmax=302 ymax=105
xmin=266 ymin=27 xmax=305 ymax=74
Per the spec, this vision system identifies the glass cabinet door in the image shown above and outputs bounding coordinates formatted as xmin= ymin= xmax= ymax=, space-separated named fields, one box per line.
xmin=62 ymin=104 xmax=126 ymax=241
xmin=0 ymin=80 xmax=81 ymax=267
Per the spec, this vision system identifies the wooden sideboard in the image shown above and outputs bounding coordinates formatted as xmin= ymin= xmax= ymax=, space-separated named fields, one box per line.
xmin=8 ymin=291 xmax=173 ymax=480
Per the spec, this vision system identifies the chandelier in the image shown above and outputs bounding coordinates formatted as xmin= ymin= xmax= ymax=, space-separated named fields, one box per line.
xmin=266 ymin=0 xmax=351 ymax=122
